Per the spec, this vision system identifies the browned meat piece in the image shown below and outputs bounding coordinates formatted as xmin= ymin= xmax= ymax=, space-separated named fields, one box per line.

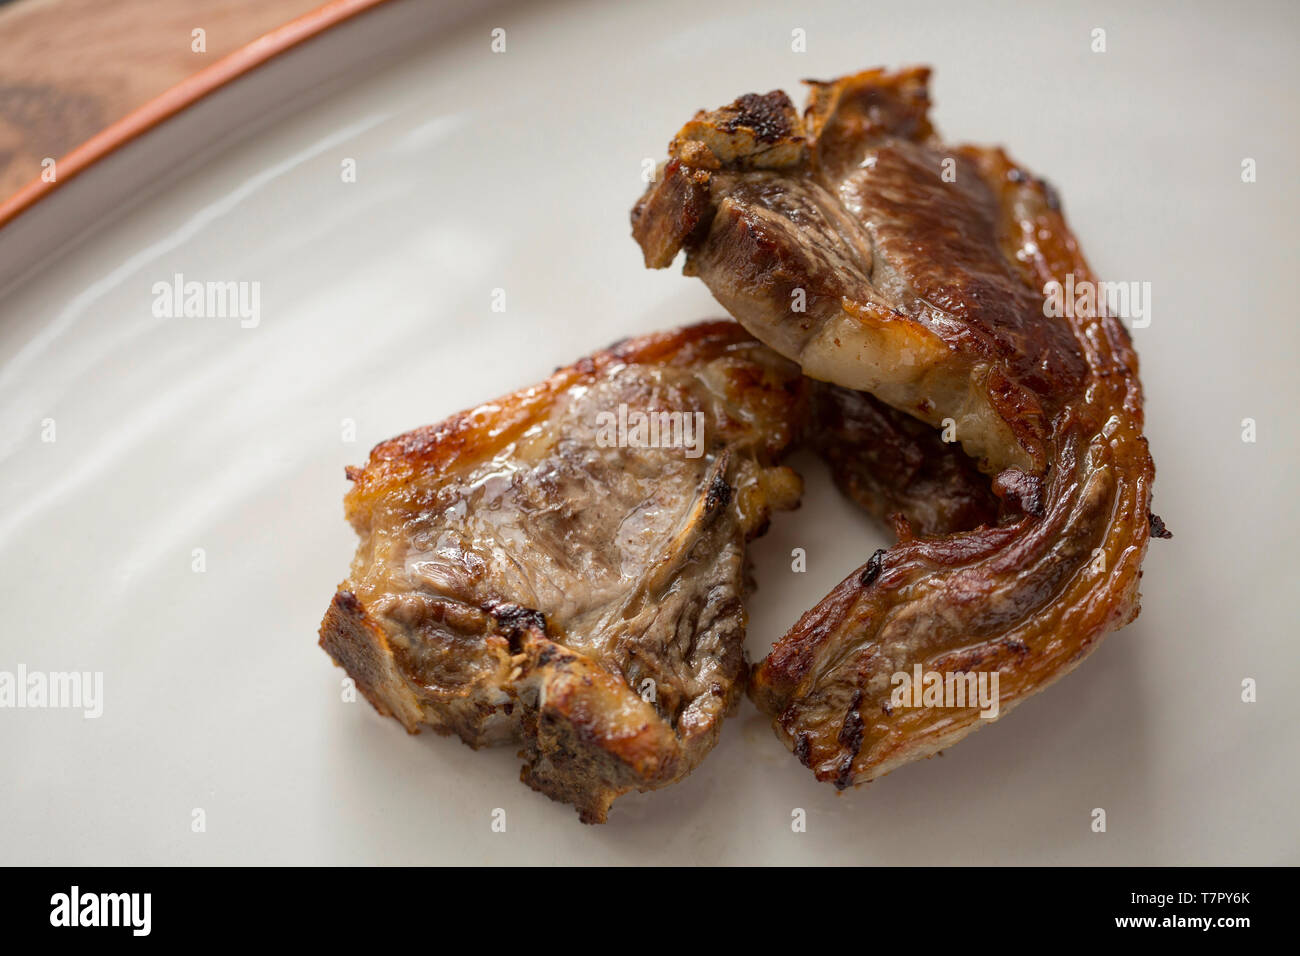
xmin=632 ymin=67 xmax=1088 ymax=476
xmin=810 ymin=381 xmax=1000 ymax=539
xmin=632 ymin=68 xmax=1162 ymax=789
xmin=319 ymin=321 xmax=806 ymax=822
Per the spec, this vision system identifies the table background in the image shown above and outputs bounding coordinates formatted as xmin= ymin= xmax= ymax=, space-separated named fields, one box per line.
xmin=0 ymin=0 xmax=323 ymax=200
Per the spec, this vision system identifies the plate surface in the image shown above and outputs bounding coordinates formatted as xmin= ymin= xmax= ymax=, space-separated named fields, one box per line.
xmin=2 ymin=0 xmax=1298 ymax=864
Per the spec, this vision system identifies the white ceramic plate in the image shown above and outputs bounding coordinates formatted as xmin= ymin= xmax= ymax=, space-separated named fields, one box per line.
xmin=2 ymin=0 xmax=1297 ymax=865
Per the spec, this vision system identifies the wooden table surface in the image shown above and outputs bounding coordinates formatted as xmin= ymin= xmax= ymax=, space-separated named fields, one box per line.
xmin=0 ymin=0 xmax=326 ymax=203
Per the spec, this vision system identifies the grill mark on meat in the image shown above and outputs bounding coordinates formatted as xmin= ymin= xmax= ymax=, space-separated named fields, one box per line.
xmin=722 ymin=91 xmax=800 ymax=143
xmin=794 ymin=732 xmax=813 ymax=767
xmin=835 ymin=690 xmax=866 ymax=791
xmin=487 ymin=602 xmax=548 ymax=653
xmin=859 ymin=549 xmax=887 ymax=587
xmin=489 ymin=602 xmax=548 ymax=635
xmin=704 ymin=473 xmax=732 ymax=514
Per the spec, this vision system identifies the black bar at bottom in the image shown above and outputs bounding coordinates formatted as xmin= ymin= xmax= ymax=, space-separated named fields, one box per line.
xmin=1 ymin=865 xmax=1279 ymax=940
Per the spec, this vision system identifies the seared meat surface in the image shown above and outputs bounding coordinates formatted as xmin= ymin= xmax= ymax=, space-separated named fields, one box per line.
xmin=320 ymin=322 xmax=805 ymax=822
xmin=632 ymin=68 xmax=1160 ymax=789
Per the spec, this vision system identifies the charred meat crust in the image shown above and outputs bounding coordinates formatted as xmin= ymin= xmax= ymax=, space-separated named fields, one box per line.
xmin=632 ymin=68 xmax=1162 ymax=790
xmin=320 ymin=320 xmax=807 ymax=822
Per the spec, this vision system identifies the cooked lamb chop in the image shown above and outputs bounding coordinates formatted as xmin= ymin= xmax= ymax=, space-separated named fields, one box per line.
xmin=319 ymin=321 xmax=806 ymax=822
xmin=632 ymin=68 xmax=1162 ymax=789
